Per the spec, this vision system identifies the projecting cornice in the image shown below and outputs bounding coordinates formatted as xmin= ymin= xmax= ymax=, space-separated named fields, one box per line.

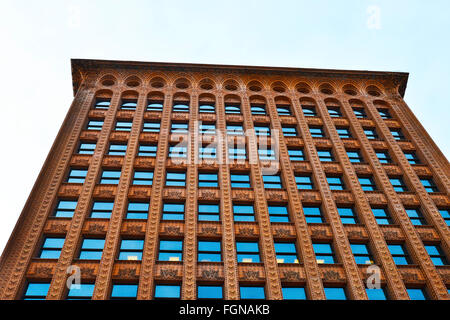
xmin=70 ymin=58 xmax=409 ymax=97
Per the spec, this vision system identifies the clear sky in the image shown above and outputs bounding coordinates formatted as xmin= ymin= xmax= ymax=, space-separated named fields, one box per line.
xmin=0 ymin=0 xmax=448 ymax=254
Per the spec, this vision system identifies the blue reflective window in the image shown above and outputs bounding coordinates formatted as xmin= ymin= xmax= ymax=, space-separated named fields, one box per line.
xmin=337 ymin=128 xmax=352 ymax=139
xmin=268 ymin=205 xmax=289 ymax=223
xmin=358 ymin=177 xmax=377 ymax=191
xmin=198 ymin=173 xmax=218 ymax=188
xmin=425 ymin=245 xmax=448 ymax=266
xmin=111 ymin=284 xmax=138 ymax=299
xmin=147 ymin=100 xmax=164 ymax=112
xmin=227 ymin=125 xmax=244 ymax=135
xmin=100 ymin=170 xmax=121 ymax=184
xmin=165 ymin=172 xmax=186 ymax=187
xmin=390 ymin=128 xmax=405 ymax=140
xmin=198 ymin=204 xmax=220 ymax=221
xmin=158 ymin=240 xmax=183 ymax=261
xmin=388 ymin=244 xmax=411 ymax=265
xmin=23 ymin=283 xmax=50 ymax=300
xmin=258 ymin=148 xmax=276 ymax=160
xmin=406 ymin=208 xmax=427 ymax=225
xmin=198 ymin=241 xmax=222 ymax=262
xmin=407 ymin=288 xmax=427 ymax=300
xmin=282 ymin=126 xmax=297 ymax=137
xmin=366 ymin=288 xmax=387 ymax=300
xmin=162 ymin=203 xmax=185 ymax=220
xmin=262 ymin=174 xmax=283 ymax=189
xmin=376 ymin=151 xmax=391 ymax=164
xmin=67 ymin=169 xmax=88 ymax=183
xmin=240 ymin=286 xmax=265 ymax=299
xmin=324 ymin=287 xmax=347 ymax=300
xmin=39 ymin=237 xmax=65 ymax=259
xmin=67 ymin=284 xmax=95 ymax=300
xmin=327 ymin=107 xmax=342 ymax=117
xmin=353 ymin=108 xmax=367 ymax=118
xmin=198 ymin=286 xmax=223 ymax=299
xmin=90 ymin=201 xmax=114 ymax=219
xmin=404 ymin=151 xmax=420 ymax=164
xmin=282 ymin=287 xmax=306 ymax=300
xmin=439 ymin=209 xmax=450 ymax=226
xmin=372 ymin=208 xmax=392 ymax=225
xmin=199 ymin=104 xmax=215 ymax=113
xmin=233 ymin=204 xmax=255 ymax=222
xmin=274 ymin=242 xmax=299 ymax=263
xmin=108 ymin=144 xmax=127 ymax=156
xmin=199 ymin=124 xmax=216 ymax=134
xmin=420 ymin=178 xmax=439 ymax=193
xmin=378 ymin=108 xmax=392 ymax=119
xmin=78 ymin=142 xmax=96 ymax=155
xmin=169 ymin=145 xmax=187 ymax=158
xmin=79 ymin=238 xmax=105 ymax=260
xmin=229 ymin=147 xmax=247 ymax=160
xmin=338 ymin=207 xmax=358 ymax=224
xmin=364 ymin=129 xmax=378 ymax=139
xmin=230 ymin=173 xmax=251 ymax=188
xmin=317 ymin=150 xmax=334 ymax=162
xmin=133 ymin=171 xmax=153 ymax=185
xmin=251 ymin=105 xmax=266 ymax=115
xmin=172 ymin=103 xmax=190 ymax=113
xmin=309 ymin=127 xmax=325 ymax=138
xmin=277 ymin=105 xmax=291 ymax=116
xmin=199 ymin=147 xmax=217 ymax=159
xmin=350 ymin=243 xmax=374 ymax=264
xmin=302 ymin=105 xmax=316 ymax=116
xmin=254 ymin=126 xmax=270 ymax=136
xmin=327 ymin=176 xmax=345 ymax=190
xmin=288 ymin=148 xmax=305 ymax=161
xmin=126 ymin=202 xmax=149 ymax=219
xmin=225 ymin=104 xmax=241 ymax=114
xmin=118 ymin=239 xmax=144 ymax=261
xmin=94 ymin=99 xmax=110 ymax=110
xmin=347 ymin=151 xmax=363 ymax=163
xmin=171 ymin=122 xmax=189 ymax=133
xmin=155 ymin=285 xmax=180 ymax=299
xmin=303 ymin=206 xmax=324 ymax=223
xmin=142 ymin=121 xmax=160 ymax=132
xmin=87 ymin=120 xmax=103 ymax=130
xmin=115 ymin=121 xmax=133 ymax=132
xmin=295 ymin=175 xmax=314 ymax=190
xmin=236 ymin=241 xmax=260 ymax=263
xmin=138 ymin=144 xmax=157 ymax=157
xmin=313 ymin=243 xmax=335 ymax=264
xmin=120 ymin=99 xmax=137 ymax=110
xmin=54 ymin=200 xmax=78 ymax=218
xmin=390 ymin=178 xmax=408 ymax=192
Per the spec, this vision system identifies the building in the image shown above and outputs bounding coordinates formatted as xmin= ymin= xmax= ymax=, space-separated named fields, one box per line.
xmin=0 ymin=59 xmax=449 ymax=300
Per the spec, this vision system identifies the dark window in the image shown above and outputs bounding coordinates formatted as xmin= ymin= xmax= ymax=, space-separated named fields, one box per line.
xmin=268 ymin=205 xmax=289 ymax=223
xmin=100 ymin=170 xmax=121 ymax=184
xmin=303 ymin=206 xmax=324 ymax=223
xmin=225 ymin=104 xmax=241 ymax=114
xmin=364 ymin=128 xmax=378 ymax=140
xmin=199 ymin=103 xmax=215 ymax=113
xmin=336 ymin=128 xmax=352 ymax=139
xmin=198 ymin=241 xmax=222 ymax=262
xmin=313 ymin=243 xmax=336 ymax=264
xmin=350 ymin=243 xmax=374 ymax=264
xmin=282 ymin=287 xmax=306 ymax=300
xmin=39 ymin=237 xmax=65 ymax=259
xmin=172 ymin=102 xmax=189 ymax=113
xmin=337 ymin=207 xmax=358 ymax=224
xmin=111 ymin=284 xmax=138 ymax=300
xmin=295 ymin=175 xmax=314 ymax=190
xmin=358 ymin=176 xmax=377 ymax=191
xmin=132 ymin=171 xmax=153 ymax=185
xmin=282 ymin=126 xmax=298 ymax=137
xmin=372 ymin=208 xmax=393 ymax=225
xmin=120 ymin=99 xmax=137 ymax=110
xmin=327 ymin=107 xmax=342 ymax=117
xmin=251 ymin=105 xmax=266 ymax=115
xmin=67 ymin=169 xmax=88 ymax=183
xmin=376 ymin=151 xmax=392 ymax=164
xmin=115 ymin=121 xmax=133 ymax=131
xmin=327 ymin=176 xmax=345 ymax=190
xmin=390 ymin=177 xmax=408 ymax=192
xmin=142 ymin=121 xmax=160 ymax=133
xmin=233 ymin=204 xmax=255 ymax=222
xmin=324 ymin=287 xmax=347 ymax=300
xmin=54 ymin=200 xmax=77 ymax=218
xmin=67 ymin=283 xmax=95 ymax=300
xmin=347 ymin=150 xmax=364 ymax=163
xmin=126 ymin=202 xmax=149 ymax=219
xmin=425 ymin=245 xmax=448 ymax=266
xmin=309 ymin=126 xmax=325 ymax=138
xmin=388 ymin=244 xmax=412 ymax=265
xmin=87 ymin=120 xmax=103 ymax=130
xmin=23 ymin=283 xmax=50 ymax=300
xmin=390 ymin=128 xmax=405 ymax=141
xmin=230 ymin=173 xmax=251 ymax=188
xmin=262 ymin=174 xmax=283 ymax=189
xmin=198 ymin=285 xmax=223 ymax=299
xmin=118 ymin=239 xmax=144 ymax=261
xmin=317 ymin=150 xmax=334 ymax=162
xmin=108 ymin=143 xmax=127 ymax=156
xmin=240 ymin=286 xmax=265 ymax=299
xmin=302 ymin=105 xmax=317 ymax=117
xmin=94 ymin=99 xmax=110 ymax=110
xmin=154 ymin=284 xmax=181 ymax=299
xmin=288 ymin=148 xmax=305 ymax=161
xmin=138 ymin=144 xmax=157 ymax=157
xmin=274 ymin=242 xmax=300 ymax=264
xmin=79 ymin=238 xmax=105 ymax=260
xmin=147 ymin=100 xmax=164 ymax=112
xmin=420 ymin=178 xmax=439 ymax=193
xmin=198 ymin=173 xmax=218 ymax=187
xmin=198 ymin=203 xmax=220 ymax=221
xmin=90 ymin=201 xmax=114 ymax=218
xmin=158 ymin=240 xmax=183 ymax=261
xmin=236 ymin=242 xmax=260 ymax=263
xmin=165 ymin=172 xmax=186 ymax=187
xmin=404 ymin=151 xmax=420 ymax=164
xmin=277 ymin=105 xmax=291 ymax=116
xmin=78 ymin=142 xmax=96 ymax=154
xmin=406 ymin=208 xmax=427 ymax=225
xmin=162 ymin=203 xmax=185 ymax=220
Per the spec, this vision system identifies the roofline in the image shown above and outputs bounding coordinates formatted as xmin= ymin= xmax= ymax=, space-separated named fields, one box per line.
xmin=71 ymin=58 xmax=409 ymax=97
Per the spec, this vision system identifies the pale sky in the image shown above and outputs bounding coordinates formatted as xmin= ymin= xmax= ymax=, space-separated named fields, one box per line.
xmin=0 ymin=0 xmax=449 ymax=254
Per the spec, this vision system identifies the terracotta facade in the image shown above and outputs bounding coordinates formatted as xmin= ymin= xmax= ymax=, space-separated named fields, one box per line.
xmin=0 ymin=59 xmax=449 ymax=300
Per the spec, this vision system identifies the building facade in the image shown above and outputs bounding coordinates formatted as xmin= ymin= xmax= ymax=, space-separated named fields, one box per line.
xmin=0 ymin=59 xmax=449 ymax=300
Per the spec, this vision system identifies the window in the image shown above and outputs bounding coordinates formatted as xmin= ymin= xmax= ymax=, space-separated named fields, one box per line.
xmin=406 ymin=208 xmax=427 ymax=225
xmin=364 ymin=128 xmax=378 ymax=140
xmin=138 ymin=144 xmax=157 ymax=157
xmin=324 ymin=287 xmax=347 ymax=300
xmin=39 ymin=237 xmax=65 ymax=259
xmin=225 ymin=104 xmax=241 ymax=114
xmin=288 ymin=148 xmax=305 ymax=161
xmin=258 ymin=148 xmax=276 ymax=160
xmin=317 ymin=149 xmax=334 ymax=162
xmin=23 ymin=283 xmax=50 ymax=300
xmin=94 ymin=98 xmax=110 ymax=110
xmin=282 ymin=287 xmax=306 ymax=300
xmin=199 ymin=103 xmax=215 ymax=113
xmin=350 ymin=243 xmax=374 ymax=264
xmin=353 ymin=108 xmax=367 ymax=118
xmin=390 ymin=177 xmax=408 ymax=192
xmin=199 ymin=146 xmax=217 ymax=159
xmin=366 ymin=288 xmax=387 ymax=300
xmin=198 ymin=285 xmax=223 ymax=299
xmin=262 ymin=174 xmax=283 ymax=189
xmin=162 ymin=203 xmax=185 ymax=220
xmin=87 ymin=120 xmax=103 ymax=130
xmin=358 ymin=176 xmax=377 ymax=191
xmin=165 ymin=172 xmax=186 ymax=187
xmin=347 ymin=150 xmax=364 ymax=163
xmin=147 ymin=100 xmax=164 ymax=112
xmin=251 ymin=105 xmax=266 ymax=115
xmin=229 ymin=147 xmax=247 ymax=160
xmin=254 ymin=125 xmax=270 ymax=136
xmin=376 ymin=151 xmax=392 ymax=164
xmin=337 ymin=207 xmax=358 ymax=224
xmin=372 ymin=208 xmax=393 ymax=225
xmin=230 ymin=173 xmax=251 ymax=188
xmin=199 ymin=123 xmax=216 ymax=135
xmin=425 ymin=245 xmax=448 ymax=266
xmin=111 ymin=284 xmax=138 ymax=300
xmin=115 ymin=121 xmax=133 ymax=132
xmin=79 ymin=238 xmax=105 ymax=260
xmin=240 ymin=286 xmax=265 ymax=299
xmin=327 ymin=176 xmax=345 ymax=190
xmin=282 ymin=126 xmax=298 ymax=137
xmin=158 ymin=240 xmax=183 ymax=261
xmin=313 ymin=243 xmax=336 ymax=263
xmin=132 ymin=170 xmax=153 ymax=185
xmin=421 ymin=178 xmax=439 ymax=193
xmin=439 ymin=209 xmax=450 ymax=226
xmin=390 ymin=128 xmax=405 ymax=141
xmin=295 ymin=175 xmax=314 ymax=190
xmin=154 ymin=284 xmax=181 ymax=299
xmin=198 ymin=241 xmax=222 ymax=262
xmin=227 ymin=124 xmax=244 ymax=135
xmin=67 ymin=169 xmax=88 ymax=183
xmin=388 ymin=244 xmax=412 ymax=265
xmin=336 ymin=128 xmax=352 ymax=139
xmin=142 ymin=121 xmax=160 ymax=133
xmin=327 ymin=107 xmax=342 ymax=117
xmin=268 ymin=205 xmax=289 ymax=222
xmin=54 ymin=200 xmax=77 ymax=218
xmin=303 ymin=206 xmax=324 ymax=223
xmin=169 ymin=145 xmax=187 ymax=158
xmin=118 ymin=239 xmax=144 ymax=261
xmin=198 ymin=203 xmax=220 ymax=221
xmin=407 ymin=288 xmax=427 ymax=300
xmin=236 ymin=241 xmax=260 ymax=263
xmin=172 ymin=102 xmax=189 ymax=113
xmin=302 ymin=105 xmax=317 ymax=117
xmin=126 ymin=202 xmax=149 ymax=219
xmin=378 ymin=109 xmax=392 ymax=119
xmin=198 ymin=173 xmax=218 ymax=187
xmin=90 ymin=201 xmax=114 ymax=218
xmin=66 ymin=283 xmax=94 ymax=300
xmin=120 ymin=99 xmax=137 ymax=110
xmin=100 ymin=170 xmax=121 ymax=184
xmin=309 ymin=126 xmax=325 ymax=138
xmin=108 ymin=143 xmax=127 ymax=156
xmin=78 ymin=142 xmax=96 ymax=154
xmin=404 ymin=151 xmax=420 ymax=164
xmin=171 ymin=122 xmax=189 ymax=134
xmin=233 ymin=204 xmax=255 ymax=222
xmin=277 ymin=105 xmax=291 ymax=116
xmin=274 ymin=242 xmax=299 ymax=263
